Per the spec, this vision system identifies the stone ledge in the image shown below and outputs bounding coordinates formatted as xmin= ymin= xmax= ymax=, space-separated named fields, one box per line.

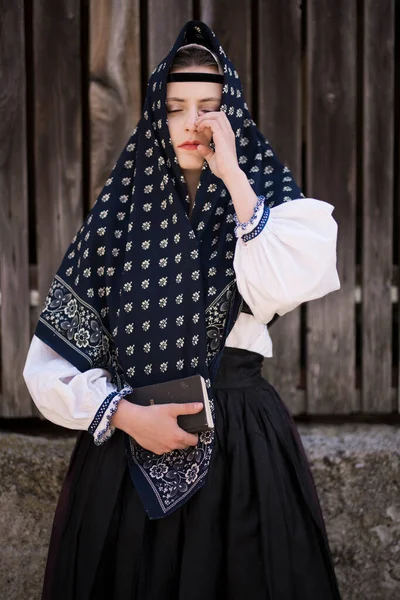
xmin=0 ymin=425 xmax=399 ymax=600
xmin=297 ymin=424 xmax=400 ymax=600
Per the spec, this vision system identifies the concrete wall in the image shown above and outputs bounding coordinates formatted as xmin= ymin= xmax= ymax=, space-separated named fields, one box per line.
xmin=0 ymin=425 xmax=399 ymax=599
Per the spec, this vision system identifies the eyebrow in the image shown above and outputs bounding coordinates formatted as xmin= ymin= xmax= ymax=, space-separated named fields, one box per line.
xmin=166 ymin=97 xmax=221 ymax=102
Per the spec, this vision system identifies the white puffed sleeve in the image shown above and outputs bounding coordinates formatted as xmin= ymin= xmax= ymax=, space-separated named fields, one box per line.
xmin=233 ymin=197 xmax=340 ymax=324
xmin=22 ymin=335 xmax=133 ymax=444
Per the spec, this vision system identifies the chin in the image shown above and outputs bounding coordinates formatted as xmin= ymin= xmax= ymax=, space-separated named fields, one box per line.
xmin=179 ymin=158 xmax=204 ymax=170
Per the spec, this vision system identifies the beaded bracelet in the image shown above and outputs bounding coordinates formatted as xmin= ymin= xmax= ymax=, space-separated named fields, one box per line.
xmin=242 ymin=205 xmax=271 ymax=244
xmin=233 ymin=195 xmax=265 ymax=237
xmin=89 ymin=384 xmax=133 ymax=444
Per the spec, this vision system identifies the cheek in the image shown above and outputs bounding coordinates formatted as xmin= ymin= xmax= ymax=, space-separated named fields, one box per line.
xmin=167 ymin=121 xmax=178 ymax=145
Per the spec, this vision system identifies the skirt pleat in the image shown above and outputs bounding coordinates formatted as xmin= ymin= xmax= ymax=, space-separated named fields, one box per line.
xmin=42 ymin=346 xmax=342 ymax=600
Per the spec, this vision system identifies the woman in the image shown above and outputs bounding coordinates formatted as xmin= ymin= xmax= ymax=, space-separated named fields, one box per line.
xmin=23 ymin=20 xmax=342 ymax=600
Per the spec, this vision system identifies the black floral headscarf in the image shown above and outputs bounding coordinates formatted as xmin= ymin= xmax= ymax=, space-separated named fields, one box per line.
xmin=36 ymin=20 xmax=302 ymax=518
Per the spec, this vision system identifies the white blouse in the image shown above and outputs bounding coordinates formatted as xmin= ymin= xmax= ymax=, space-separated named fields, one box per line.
xmin=23 ymin=198 xmax=340 ymax=444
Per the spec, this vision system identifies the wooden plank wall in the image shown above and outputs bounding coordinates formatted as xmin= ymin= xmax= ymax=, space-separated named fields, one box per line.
xmin=361 ymin=0 xmax=394 ymax=412
xmin=0 ymin=1 xmax=31 ymax=416
xmin=0 ymin=0 xmax=398 ymax=418
xmin=256 ymin=0 xmax=303 ymax=413
xmin=90 ymin=0 xmax=142 ymax=205
xmin=34 ymin=0 xmax=84 ymax=315
xmin=306 ymin=0 xmax=358 ymax=414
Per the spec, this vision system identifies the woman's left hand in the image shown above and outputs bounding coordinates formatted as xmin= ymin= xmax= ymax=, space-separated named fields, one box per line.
xmin=195 ymin=111 xmax=240 ymax=182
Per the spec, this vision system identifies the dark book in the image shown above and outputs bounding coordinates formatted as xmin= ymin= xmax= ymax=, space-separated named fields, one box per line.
xmin=129 ymin=374 xmax=214 ymax=434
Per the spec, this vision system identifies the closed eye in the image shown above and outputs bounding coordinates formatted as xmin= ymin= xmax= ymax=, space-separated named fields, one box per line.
xmin=167 ymin=109 xmax=214 ymax=114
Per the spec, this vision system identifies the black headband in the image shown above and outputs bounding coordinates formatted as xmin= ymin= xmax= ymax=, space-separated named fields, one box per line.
xmin=167 ymin=72 xmax=224 ymax=83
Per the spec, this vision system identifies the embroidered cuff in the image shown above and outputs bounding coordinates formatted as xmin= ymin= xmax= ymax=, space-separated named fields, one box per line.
xmin=241 ymin=205 xmax=270 ymax=244
xmin=233 ymin=195 xmax=265 ymax=239
xmin=89 ymin=384 xmax=133 ymax=446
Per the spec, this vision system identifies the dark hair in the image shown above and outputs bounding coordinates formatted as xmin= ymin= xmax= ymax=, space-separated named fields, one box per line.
xmin=169 ymin=46 xmax=222 ymax=74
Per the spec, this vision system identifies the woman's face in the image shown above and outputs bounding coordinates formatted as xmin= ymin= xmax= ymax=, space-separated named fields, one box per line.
xmin=166 ymin=66 xmax=222 ymax=172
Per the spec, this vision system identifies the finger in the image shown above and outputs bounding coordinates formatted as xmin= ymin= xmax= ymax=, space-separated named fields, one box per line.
xmin=213 ymin=111 xmax=232 ymax=134
xmin=168 ymin=402 xmax=203 ymax=417
xmin=221 ymin=111 xmax=235 ymax=135
xmin=196 ymin=114 xmax=223 ymax=128
xmin=195 ymin=110 xmax=220 ymax=122
xmin=196 ymin=112 xmax=232 ymax=135
xmin=196 ymin=119 xmax=222 ymax=136
xmin=196 ymin=144 xmax=214 ymax=161
xmin=198 ymin=118 xmax=233 ymax=141
xmin=176 ymin=429 xmax=199 ymax=447
xmin=196 ymin=111 xmax=225 ymax=123
xmin=171 ymin=423 xmax=199 ymax=447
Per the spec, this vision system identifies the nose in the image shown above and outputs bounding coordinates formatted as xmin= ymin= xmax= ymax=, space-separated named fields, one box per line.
xmin=185 ymin=107 xmax=200 ymax=131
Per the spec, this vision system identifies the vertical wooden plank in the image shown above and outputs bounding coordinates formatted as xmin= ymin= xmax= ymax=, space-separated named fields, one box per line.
xmin=200 ymin=0 xmax=253 ymax=109
xmin=90 ymin=0 xmax=142 ymax=204
xmin=29 ymin=265 xmax=42 ymax=418
xmin=0 ymin=1 xmax=32 ymax=416
xmin=307 ymin=0 xmax=357 ymax=413
xmin=256 ymin=0 xmax=303 ymax=413
xmin=147 ymin=0 xmax=193 ymax=77
xmin=397 ymin=5 xmax=400 ymax=413
xmin=34 ymin=0 xmax=83 ymax=305
xmin=362 ymin=0 xmax=394 ymax=412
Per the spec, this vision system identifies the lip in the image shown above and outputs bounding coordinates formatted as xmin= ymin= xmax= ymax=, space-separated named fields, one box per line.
xmin=179 ymin=144 xmax=200 ymax=151
xmin=178 ymin=140 xmax=201 ymax=149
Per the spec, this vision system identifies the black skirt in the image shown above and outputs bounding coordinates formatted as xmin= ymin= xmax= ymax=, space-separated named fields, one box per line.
xmin=42 ymin=346 xmax=342 ymax=600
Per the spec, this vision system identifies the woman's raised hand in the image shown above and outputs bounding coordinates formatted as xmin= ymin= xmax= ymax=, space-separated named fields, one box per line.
xmin=111 ymin=398 xmax=202 ymax=455
xmin=195 ymin=111 xmax=240 ymax=181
